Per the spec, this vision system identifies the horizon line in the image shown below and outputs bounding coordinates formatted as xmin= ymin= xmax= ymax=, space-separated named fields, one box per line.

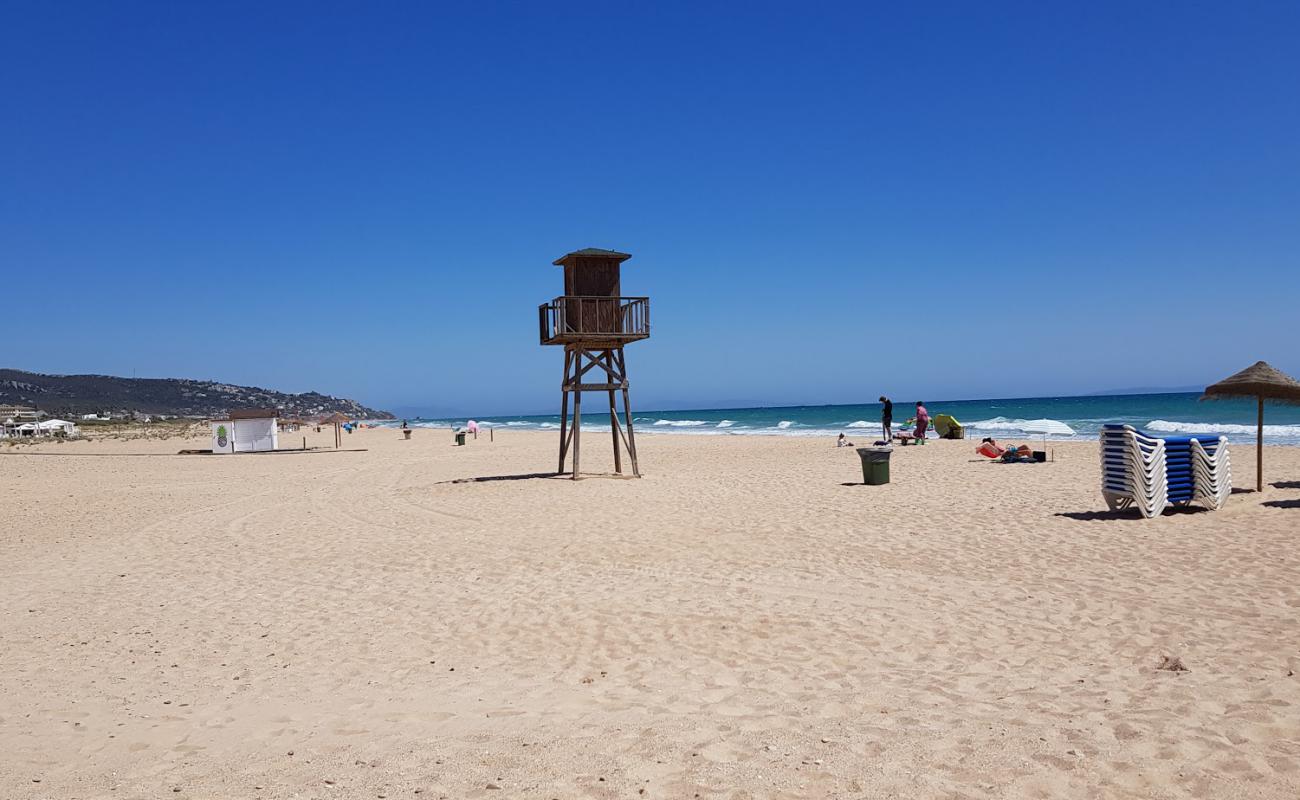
xmin=388 ymin=387 xmax=1210 ymax=420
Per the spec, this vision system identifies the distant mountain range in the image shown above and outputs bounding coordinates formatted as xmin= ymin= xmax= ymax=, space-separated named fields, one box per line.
xmin=0 ymin=369 xmax=392 ymax=419
xmin=1084 ymin=385 xmax=1204 ymax=396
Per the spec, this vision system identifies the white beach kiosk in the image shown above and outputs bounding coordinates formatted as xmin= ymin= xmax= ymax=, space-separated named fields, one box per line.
xmin=210 ymin=408 xmax=279 ymax=454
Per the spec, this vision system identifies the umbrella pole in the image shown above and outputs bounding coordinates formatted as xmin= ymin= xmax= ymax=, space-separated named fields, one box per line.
xmin=1257 ymin=395 xmax=1264 ymax=492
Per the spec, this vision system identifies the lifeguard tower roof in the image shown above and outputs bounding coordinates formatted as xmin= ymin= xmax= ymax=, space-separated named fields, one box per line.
xmin=553 ymin=248 xmax=632 ymax=266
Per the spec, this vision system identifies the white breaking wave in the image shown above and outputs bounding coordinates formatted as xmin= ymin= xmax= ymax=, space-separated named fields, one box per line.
xmin=966 ymin=416 xmax=1031 ymax=431
xmin=966 ymin=416 xmax=1074 ymax=435
xmin=652 ymin=419 xmax=709 ymax=427
xmin=716 ymin=420 xmax=735 ymax=428
xmin=776 ymin=420 xmax=795 ymax=429
xmin=643 ymin=426 xmax=838 ymax=437
xmin=846 ymin=420 xmax=873 ymax=428
xmin=1147 ymin=419 xmax=1300 ymax=438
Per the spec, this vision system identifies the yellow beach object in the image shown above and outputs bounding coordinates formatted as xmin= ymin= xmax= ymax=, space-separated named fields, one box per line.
xmin=933 ymin=414 xmax=963 ymax=439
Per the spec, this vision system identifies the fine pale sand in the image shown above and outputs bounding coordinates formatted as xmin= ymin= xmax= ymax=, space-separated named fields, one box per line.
xmin=3 ymin=428 xmax=1300 ymax=799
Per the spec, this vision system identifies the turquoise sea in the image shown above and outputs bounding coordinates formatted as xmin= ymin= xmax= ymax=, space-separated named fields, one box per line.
xmin=382 ymin=392 xmax=1300 ymax=446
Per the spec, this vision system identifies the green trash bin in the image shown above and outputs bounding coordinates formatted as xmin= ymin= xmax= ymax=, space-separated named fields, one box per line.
xmin=856 ymin=446 xmax=892 ymax=485
xmin=454 ymin=431 xmax=467 ymax=446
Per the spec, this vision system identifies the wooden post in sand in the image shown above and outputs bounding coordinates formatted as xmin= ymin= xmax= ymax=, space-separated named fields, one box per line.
xmin=539 ymin=249 xmax=649 ymax=479
xmin=1257 ymin=396 xmax=1264 ymax=493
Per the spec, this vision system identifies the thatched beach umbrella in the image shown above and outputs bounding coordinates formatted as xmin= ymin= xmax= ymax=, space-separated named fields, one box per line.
xmin=1201 ymin=361 xmax=1300 ymax=491
xmin=320 ymin=412 xmax=350 ymax=449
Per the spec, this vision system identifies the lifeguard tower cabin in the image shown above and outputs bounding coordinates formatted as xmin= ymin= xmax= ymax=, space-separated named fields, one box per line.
xmin=538 ymin=248 xmax=649 ymax=479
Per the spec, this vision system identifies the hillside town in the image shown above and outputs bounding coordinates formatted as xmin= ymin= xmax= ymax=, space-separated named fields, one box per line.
xmin=0 ymin=369 xmax=391 ymax=424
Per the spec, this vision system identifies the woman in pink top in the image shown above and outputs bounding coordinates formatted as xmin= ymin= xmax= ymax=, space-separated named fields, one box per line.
xmin=914 ymin=401 xmax=929 ymax=440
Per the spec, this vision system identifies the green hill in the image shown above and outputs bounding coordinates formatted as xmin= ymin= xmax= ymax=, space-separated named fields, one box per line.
xmin=0 ymin=369 xmax=392 ymax=419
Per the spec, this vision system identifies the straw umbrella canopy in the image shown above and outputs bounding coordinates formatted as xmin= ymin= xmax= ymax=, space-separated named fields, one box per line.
xmin=1201 ymin=361 xmax=1300 ymax=491
xmin=320 ymin=412 xmax=351 ymax=448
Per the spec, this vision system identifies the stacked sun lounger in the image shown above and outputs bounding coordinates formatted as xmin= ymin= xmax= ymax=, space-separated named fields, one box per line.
xmin=1100 ymin=424 xmax=1231 ymax=518
xmin=1191 ymin=436 xmax=1232 ymax=510
xmin=1100 ymin=426 xmax=1168 ymax=517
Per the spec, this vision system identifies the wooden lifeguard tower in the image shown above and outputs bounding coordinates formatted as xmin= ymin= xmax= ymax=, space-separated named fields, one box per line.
xmin=538 ymin=248 xmax=650 ymax=479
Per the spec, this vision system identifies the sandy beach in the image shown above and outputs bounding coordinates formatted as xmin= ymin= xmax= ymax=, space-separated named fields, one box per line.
xmin=3 ymin=427 xmax=1299 ymax=799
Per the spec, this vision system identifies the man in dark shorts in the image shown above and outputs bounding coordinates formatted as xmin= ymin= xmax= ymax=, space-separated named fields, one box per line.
xmin=879 ymin=396 xmax=893 ymax=442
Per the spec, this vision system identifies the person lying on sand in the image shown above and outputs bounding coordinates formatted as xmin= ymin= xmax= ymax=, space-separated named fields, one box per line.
xmin=977 ymin=438 xmax=1034 ymax=460
xmin=1001 ymin=446 xmax=1036 ymax=463
xmin=977 ymin=437 xmax=1004 ymax=457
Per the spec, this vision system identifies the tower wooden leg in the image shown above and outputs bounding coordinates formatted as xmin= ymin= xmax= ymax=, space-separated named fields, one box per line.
xmin=605 ymin=350 xmax=622 ymax=474
xmin=571 ymin=352 xmax=583 ymax=480
xmin=557 ymin=346 xmax=640 ymax=480
xmin=557 ymin=350 xmax=571 ymax=474
xmin=618 ymin=349 xmax=640 ymax=478
xmin=622 ymin=386 xmax=639 ymax=478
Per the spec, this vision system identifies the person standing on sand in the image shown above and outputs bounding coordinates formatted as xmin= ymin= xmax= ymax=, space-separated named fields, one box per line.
xmin=914 ymin=401 xmax=929 ymax=441
xmin=879 ymin=396 xmax=893 ymax=442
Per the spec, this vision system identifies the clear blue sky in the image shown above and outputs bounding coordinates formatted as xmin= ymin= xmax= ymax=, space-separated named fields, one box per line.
xmin=4 ymin=2 xmax=1297 ymax=416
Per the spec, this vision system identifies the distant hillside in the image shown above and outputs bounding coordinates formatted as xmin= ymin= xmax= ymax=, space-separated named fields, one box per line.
xmin=0 ymin=369 xmax=392 ymax=419
xmin=1084 ymin=385 xmax=1203 ymax=397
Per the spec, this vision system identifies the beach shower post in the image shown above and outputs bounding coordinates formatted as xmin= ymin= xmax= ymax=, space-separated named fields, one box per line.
xmin=538 ymin=248 xmax=649 ymax=479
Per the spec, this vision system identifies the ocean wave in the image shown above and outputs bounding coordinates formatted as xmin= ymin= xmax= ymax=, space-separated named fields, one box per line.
xmin=776 ymin=420 xmax=795 ymax=429
xmin=846 ymin=420 xmax=873 ymax=428
xmin=716 ymin=420 xmax=735 ymax=428
xmin=1147 ymin=419 xmax=1300 ymax=437
xmin=965 ymin=416 xmax=1077 ymax=436
xmin=749 ymin=427 xmax=862 ymax=438
xmin=968 ymin=416 xmax=1057 ymax=428
xmin=653 ymin=419 xmax=709 ymax=427
xmin=966 ymin=416 xmax=1025 ymax=430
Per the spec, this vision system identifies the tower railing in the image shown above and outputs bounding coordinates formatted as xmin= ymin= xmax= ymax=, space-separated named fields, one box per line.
xmin=538 ymin=296 xmax=650 ymax=345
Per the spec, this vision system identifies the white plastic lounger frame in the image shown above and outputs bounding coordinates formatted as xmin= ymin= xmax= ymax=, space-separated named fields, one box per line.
xmin=1100 ymin=427 xmax=1168 ymax=518
xmin=1099 ymin=426 xmax=1231 ymax=518
xmin=1191 ymin=437 xmax=1231 ymax=510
